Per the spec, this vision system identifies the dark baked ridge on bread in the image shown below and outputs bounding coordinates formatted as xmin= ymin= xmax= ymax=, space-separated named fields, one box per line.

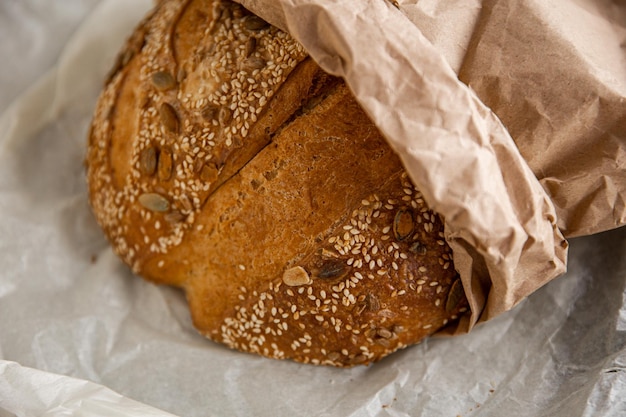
xmin=86 ymin=0 xmax=467 ymax=366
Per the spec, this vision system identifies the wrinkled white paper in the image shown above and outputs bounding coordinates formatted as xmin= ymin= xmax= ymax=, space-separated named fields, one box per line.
xmin=0 ymin=1 xmax=625 ymax=416
xmin=0 ymin=361 xmax=176 ymax=417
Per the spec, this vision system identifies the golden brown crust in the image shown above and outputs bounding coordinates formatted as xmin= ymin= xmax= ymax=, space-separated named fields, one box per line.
xmin=86 ymin=0 xmax=467 ymax=367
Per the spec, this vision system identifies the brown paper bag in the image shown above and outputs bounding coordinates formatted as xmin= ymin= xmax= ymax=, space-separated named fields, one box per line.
xmin=234 ymin=0 xmax=624 ymax=331
xmin=459 ymin=0 xmax=626 ymax=238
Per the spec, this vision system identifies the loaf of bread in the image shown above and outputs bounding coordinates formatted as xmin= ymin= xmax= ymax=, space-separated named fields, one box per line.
xmin=86 ymin=0 xmax=467 ymax=366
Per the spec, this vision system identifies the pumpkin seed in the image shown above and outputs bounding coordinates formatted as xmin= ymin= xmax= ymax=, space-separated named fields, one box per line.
xmin=445 ymin=279 xmax=464 ymax=312
xmin=282 ymin=266 xmax=311 ymax=287
xmin=159 ymin=103 xmax=179 ymax=133
xmin=245 ymin=37 xmax=257 ymax=57
xmin=202 ymin=104 xmax=219 ymax=121
xmin=164 ymin=210 xmax=185 ymax=224
xmin=376 ymin=328 xmax=393 ymax=339
xmin=393 ymin=208 xmax=414 ymax=241
xmin=375 ymin=338 xmax=391 ymax=348
xmin=151 ymin=71 xmax=176 ymax=91
xmin=392 ymin=324 xmax=405 ymax=334
xmin=245 ymin=56 xmax=266 ymax=70
xmin=218 ymin=107 xmax=232 ymax=125
xmin=139 ymin=146 xmax=157 ymax=175
xmin=243 ymin=16 xmax=269 ymax=31
xmin=317 ymin=259 xmax=347 ymax=279
xmin=193 ymin=158 xmax=204 ymax=174
xmin=355 ymin=303 xmax=367 ymax=315
xmin=349 ymin=354 xmax=368 ymax=365
xmin=179 ymin=194 xmax=193 ymax=212
xmin=200 ymin=163 xmax=219 ymax=182
xmin=139 ymin=193 xmax=170 ymax=212
xmin=320 ymin=248 xmax=339 ymax=259
xmin=158 ymin=148 xmax=173 ymax=181
xmin=409 ymin=241 xmax=427 ymax=255
xmin=365 ymin=293 xmax=380 ymax=312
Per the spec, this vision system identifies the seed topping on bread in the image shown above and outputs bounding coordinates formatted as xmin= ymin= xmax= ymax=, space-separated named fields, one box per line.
xmin=88 ymin=0 xmax=307 ymax=271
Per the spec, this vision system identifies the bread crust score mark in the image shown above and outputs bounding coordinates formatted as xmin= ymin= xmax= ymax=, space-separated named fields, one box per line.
xmin=86 ymin=0 xmax=468 ymax=367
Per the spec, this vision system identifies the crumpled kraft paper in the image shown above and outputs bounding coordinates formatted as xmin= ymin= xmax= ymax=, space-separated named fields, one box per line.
xmin=235 ymin=0 xmax=573 ymax=329
xmin=459 ymin=0 xmax=626 ymax=238
xmin=0 ymin=0 xmax=625 ymax=416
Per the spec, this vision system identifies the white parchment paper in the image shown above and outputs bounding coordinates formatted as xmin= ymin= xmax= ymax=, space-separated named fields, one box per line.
xmin=0 ymin=1 xmax=625 ymax=416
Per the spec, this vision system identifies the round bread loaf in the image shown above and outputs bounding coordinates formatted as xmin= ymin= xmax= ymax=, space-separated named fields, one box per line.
xmin=86 ymin=0 xmax=467 ymax=366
